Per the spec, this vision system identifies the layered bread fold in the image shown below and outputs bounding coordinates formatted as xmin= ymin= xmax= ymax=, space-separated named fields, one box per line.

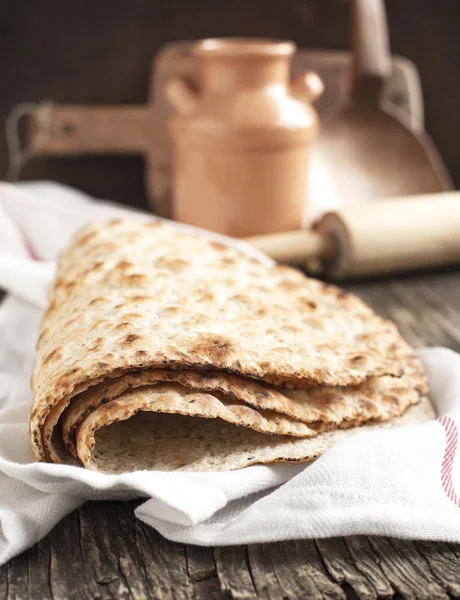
xmin=30 ymin=220 xmax=432 ymax=472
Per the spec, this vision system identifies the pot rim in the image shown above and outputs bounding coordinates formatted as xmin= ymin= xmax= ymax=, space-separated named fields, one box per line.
xmin=193 ymin=38 xmax=296 ymax=58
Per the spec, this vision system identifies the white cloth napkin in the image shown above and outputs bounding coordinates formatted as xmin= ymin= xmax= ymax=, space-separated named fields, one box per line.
xmin=0 ymin=181 xmax=460 ymax=566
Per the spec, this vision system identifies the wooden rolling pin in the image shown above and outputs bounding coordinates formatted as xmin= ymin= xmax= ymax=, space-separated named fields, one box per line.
xmin=244 ymin=192 xmax=460 ymax=279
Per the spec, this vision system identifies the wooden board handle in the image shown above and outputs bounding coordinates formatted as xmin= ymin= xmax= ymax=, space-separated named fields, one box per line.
xmin=351 ymin=0 xmax=391 ymax=103
xmin=26 ymin=105 xmax=152 ymax=155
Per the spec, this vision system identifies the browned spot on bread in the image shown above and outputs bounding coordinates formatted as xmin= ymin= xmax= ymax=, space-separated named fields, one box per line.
xmin=75 ymin=230 xmax=98 ymax=246
xmin=116 ymin=260 xmax=133 ymax=271
xmin=125 ymin=274 xmax=147 ymax=284
xmin=108 ymin=219 xmax=124 ymax=227
xmin=282 ymin=325 xmax=302 ymax=334
xmin=231 ymin=294 xmax=252 ymax=304
xmin=191 ymin=334 xmax=237 ymax=362
xmin=278 ymin=280 xmax=299 ymax=292
xmin=391 ymin=395 xmax=401 ymax=405
xmin=44 ymin=300 xmax=57 ymax=316
xmin=350 ymin=355 xmax=367 ymax=365
xmin=90 ymin=243 xmax=118 ymax=255
xmin=156 ymin=257 xmax=189 ymax=272
xmin=162 ymin=307 xmax=180 ymax=317
xmin=62 ymin=317 xmax=78 ymax=330
xmin=220 ymin=257 xmax=236 ymax=266
xmin=298 ymin=297 xmax=317 ymax=309
xmin=415 ymin=384 xmax=428 ymax=395
xmin=44 ymin=348 xmax=62 ymax=364
xmin=113 ymin=322 xmax=130 ymax=331
xmin=89 ymin=297 xmax=106 ymax=306
xmin=64 ymin=281 xmax=76 ymax=292
xmin=136 ymin=350 xmax=148 ymax=357
xmin=209 ymin=241 xmax=227 ymax=252
xmin=131 ymin=295 xmax=155 ymax=303
xmin=145 ymin=220 xmax=163 ymax=228
xmin=55 ymin=367 xmax=81 ymax=391
xmin=358 ymin=333 xmax=372 ymax=341
xmin=88 ymin=337 xmax=104 ymax=352
xmin=92 ymin=320 xmax=108 ymax=329
xmin=36 ymin=328 xmax=48 ymax=347
xmin=273 ymin=265 xmax=294 ymax=275
xmin=123 ymin=334 xmax=141 ymax=344
xmin=197 ymin=291 xmax=215 ymax=302
xmin=122 ymin=312 xmax=143 ymax=319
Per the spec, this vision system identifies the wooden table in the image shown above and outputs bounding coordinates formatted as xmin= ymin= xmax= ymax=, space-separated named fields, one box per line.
xmin=2 ymin=268 xmax=460 ymax=600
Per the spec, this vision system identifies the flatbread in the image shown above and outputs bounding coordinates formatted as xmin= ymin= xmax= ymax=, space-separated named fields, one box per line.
xmin=30 ymin=220 xmax=416 ymax=462
xmin=60 ymin=371 xmax=322 ymax=460
xmin=58 ymin=356 xmax=426 ymax=463
xmin=79 ymin=396 xmax=436 ymax=473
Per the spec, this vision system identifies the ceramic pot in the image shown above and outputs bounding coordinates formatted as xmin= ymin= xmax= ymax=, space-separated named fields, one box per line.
xmin=166 ymin=38 xmax=322 ymax=237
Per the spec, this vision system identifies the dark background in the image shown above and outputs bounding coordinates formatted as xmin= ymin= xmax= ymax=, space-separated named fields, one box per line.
xmin=0 ymin=0 xmax=458 ymax=211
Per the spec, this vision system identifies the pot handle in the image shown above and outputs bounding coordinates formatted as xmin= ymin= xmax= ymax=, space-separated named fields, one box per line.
xmin=350 ymin=0 xmax=391 ymax=105
xmin=291 ymin=70 xmax=324 ymax=104
xmin=165 ymin=76 xmax=199 ymax=116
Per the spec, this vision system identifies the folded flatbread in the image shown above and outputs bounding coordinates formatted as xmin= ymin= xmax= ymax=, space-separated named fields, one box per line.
xmin=30 ymin=220 xmax=431 ymax=472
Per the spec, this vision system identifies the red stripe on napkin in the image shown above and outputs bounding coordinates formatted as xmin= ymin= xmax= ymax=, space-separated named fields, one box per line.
xmin=439 ymin=416 xmax=460 ymax=507
xmin=20 ymin=231 xmax=41 ymax=261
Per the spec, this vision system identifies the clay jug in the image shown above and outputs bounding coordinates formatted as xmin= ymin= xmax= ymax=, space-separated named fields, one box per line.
xmin=166 ymin=38 xmax=322 ymax=237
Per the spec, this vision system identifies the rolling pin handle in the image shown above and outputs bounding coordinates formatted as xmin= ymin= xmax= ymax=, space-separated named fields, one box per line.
xmin=244 ymin=229 xmax=335 ymax=268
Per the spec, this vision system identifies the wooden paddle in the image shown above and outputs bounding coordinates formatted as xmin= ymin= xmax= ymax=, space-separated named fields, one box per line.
xmin=309 ymin=0 xmax=452 ymax=213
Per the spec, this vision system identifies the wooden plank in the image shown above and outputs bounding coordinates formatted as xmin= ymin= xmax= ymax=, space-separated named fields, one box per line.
xmin=6 ymin=551 xmax=28 ymax=600
xmin=185 ymin=546 xmax=222 ymax=599
xmin=191 ymin=576 xmax=225 ymax=600
xmin=27 ymin=536 xmax=53 ymax=600
xmin=214 ymin=546 xmax=259 ymax=599
xmin=344 ymin=537 xmax=394 ymax=600
xmin=133 ymin=512 xmax=191 ymax=600
xmin=48 ymin=508 xmax=103 ymax=600
xmin=413 ymin=279 xmax=460 ymax=342
xmin=347 ymin=275 xmax=460 ymax=349
xmin=0 ymin=564 xmax=6 ymax=600
xmin=112 ymin=502 xmax=155 ymax=600
xmin=389 ymin=282 xmax=460 ymax=348
xmin=290 ymin=540 xmax=345 ymax=600
xmin=185 ymin=545 xmax=216 ymax=581
xmin=248 ymin=541 xmax=347 ymax=600
xmin=415 ymin=540 xmax=460 ymax=599
xmin=78 ymin=503 xmax=121 ymax=598
xmin=368 ymin=537 xmax=449 ymax=600
xmin=246 ymin=544 xmax=297 ymax=600
xmin=315 ymin=537 xmax=388 ymax=600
